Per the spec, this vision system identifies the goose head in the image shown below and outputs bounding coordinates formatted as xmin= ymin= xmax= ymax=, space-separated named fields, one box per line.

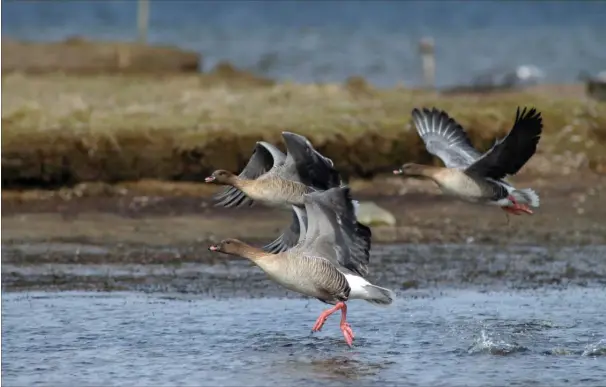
xmin=204 ymin=169 xmax=237 ymax=185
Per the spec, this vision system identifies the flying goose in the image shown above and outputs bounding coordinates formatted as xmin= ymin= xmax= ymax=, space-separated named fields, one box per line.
xmin=394 ymin=107 xmax=542 ymax=215
xmin=208 ymin=186 xmax=394 ymax=347
xmin=205 ymin=132 xmax=364 ymax=253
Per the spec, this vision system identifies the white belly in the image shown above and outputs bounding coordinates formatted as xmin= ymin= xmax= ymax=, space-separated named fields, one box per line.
xmin=437 ymin=177 xmax=484 ymax=201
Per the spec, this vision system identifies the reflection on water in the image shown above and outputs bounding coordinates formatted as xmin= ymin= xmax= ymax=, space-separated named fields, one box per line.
xmin=2 ymin=288 xmax=605 ymax=386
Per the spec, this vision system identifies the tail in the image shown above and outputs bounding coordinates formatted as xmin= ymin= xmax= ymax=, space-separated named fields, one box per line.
xmin=352 ymin=199 xmax=360 ymax=218
xmin=362 ymin=284 xmax=395 ymax=306
xmin=511 ymin=188 xmax=540 ymax=208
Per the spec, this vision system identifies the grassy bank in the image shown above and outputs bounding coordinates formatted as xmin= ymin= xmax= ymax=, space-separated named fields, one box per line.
xmin=2 ymin=73 xmax=606 ymax=188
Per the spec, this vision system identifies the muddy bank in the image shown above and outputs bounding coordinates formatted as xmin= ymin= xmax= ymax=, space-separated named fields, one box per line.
xmin=3 ymin=173 xmax=605 ymax=248
xmin=1 ymin=38 xmax=200 ymax=74
xmin=3 ymin=173 xmax=605 ymax=293
xmin=2 ymin=73 xmax=605 ymax=188
xmin=2 ymin=242 xmax=605 ymax=294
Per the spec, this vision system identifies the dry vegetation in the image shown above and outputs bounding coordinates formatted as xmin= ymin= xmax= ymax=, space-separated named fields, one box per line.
xmin=2 ymin=72 xmax=606 ymax=188
xmin=1 ymin=38 xmax=200 ymax=74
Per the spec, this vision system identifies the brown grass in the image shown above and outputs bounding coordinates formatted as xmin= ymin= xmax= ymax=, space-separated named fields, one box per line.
xmin=2 ymin=73 xmax=606 ymax=188
xmin=1 ymin=38 xmax=200 ymax=74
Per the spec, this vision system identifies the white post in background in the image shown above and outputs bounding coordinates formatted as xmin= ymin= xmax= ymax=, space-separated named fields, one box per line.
xmin=137 ymin=0 xmax=149 ymax=44
xmin=418 ymin=37 xmax=435 ymax=90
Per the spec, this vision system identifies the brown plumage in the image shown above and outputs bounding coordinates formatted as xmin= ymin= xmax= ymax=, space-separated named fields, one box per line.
xmin=208 ymin=186 xmax=395 ymax=347
xmin=394 ymin=107 xmax=542 ymax=215
xmin=209 ymin=239 xmax=351 ymax=304
xmin=205 ymin=132 xmax=369 ymax=256
xmin=205 ymin=170 xmax=312 ymax=208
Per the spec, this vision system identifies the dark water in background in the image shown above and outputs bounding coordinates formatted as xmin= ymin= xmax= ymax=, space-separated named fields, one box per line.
xmin=2 ymin=289 xmax=605 ymax=386
xmin=3 ymin=1 xmax=606 ymax=87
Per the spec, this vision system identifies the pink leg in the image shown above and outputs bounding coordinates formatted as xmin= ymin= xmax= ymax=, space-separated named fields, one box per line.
xmin=503 ymin=195 xmax=534 ymax=215
xmin=338 ymin=303 xmax=355 ymax=347
xmin=311 ymin=301 xmax=355 ymax=347
xmin=502 ymin=206 xmax=524 ymax=216
xmin=311 ymin=303 xmax=342 ymax=333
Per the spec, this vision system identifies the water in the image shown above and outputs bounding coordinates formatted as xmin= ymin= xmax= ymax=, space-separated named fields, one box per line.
xmin=4 ymin=243 xmax=606 ymax=292
xmin=2 ymin=241 xmax=606 ymax=386
xmin=2 ymin=289 xmax=605 ymax=386
xmin=3 ymin=1 xmax=606 ymax=87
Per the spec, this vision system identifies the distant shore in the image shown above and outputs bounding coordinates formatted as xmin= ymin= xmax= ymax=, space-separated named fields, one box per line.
xmin=3 ymin=71 xmax=605 ymax=188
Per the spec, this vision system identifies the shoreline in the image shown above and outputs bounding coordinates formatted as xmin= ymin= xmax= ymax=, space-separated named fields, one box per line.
xmin=2 ymin=172 xmax=605 ymax=293
xmin=3 ymin=73 xmax=605 ymax=189
xmin=3 ymin=51 xmax=606 ymax=293
xmin=3 ymin=173 xmax=605 ymax=248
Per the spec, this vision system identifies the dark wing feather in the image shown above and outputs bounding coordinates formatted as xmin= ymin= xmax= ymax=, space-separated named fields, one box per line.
xmin=412 ymin=107 xmax=483 ymax=169
xmin=465 ymin=107 xmax=543 ymax=180
xmin=214 ymin=142 xmax=286 ymax=208
xmin=263 ymin=206 xmax=307 ymax=253
xmin=349 ymin=221 xmax=371 ymax=276
xmin=281 ymin=132 xmax=341 ymax=190
xmin=330 ymin=189 xmax=371 ymax=277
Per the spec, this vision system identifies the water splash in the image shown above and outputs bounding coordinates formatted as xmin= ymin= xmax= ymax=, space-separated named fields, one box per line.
xmin=582 ymin=339 xmax=606 ymax=357
xmin=468 ymin=330 xmax=528 ymax=356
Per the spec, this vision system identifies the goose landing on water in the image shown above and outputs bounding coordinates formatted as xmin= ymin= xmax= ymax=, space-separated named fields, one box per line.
xmin=208 ymin=186 xmax=394 ymax=347
xmin=394 ymin=107 xmax=542 ymax=216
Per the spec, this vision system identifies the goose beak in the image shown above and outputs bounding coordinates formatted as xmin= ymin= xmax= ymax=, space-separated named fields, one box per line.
xmin=393 ymin=169 xmax=403 ymax=175
xmin=204 ymin=176 xmax=216 ymax=183
xmin=208 ymin=245 xmax=219 ymax=251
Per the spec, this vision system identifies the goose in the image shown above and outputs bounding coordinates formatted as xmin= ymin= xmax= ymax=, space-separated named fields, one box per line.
xmin=205 ymin=131 xmax=365 ymax=253
xmin=208 ymin=186 xmax=395 ymax=347
xmin=394 ymin=107 xmax=542 ymax=215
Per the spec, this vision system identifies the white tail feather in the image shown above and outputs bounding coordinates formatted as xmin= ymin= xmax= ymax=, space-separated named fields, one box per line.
xmin=352 ymin=200 xmax=360 ymax=218
xmin=362 ymin=284 xmax=395 ymax=306
xmin=512 ymin=188 xmax=540 ymax=208
xmin=345 ymin=274 xmax=395 ymax=306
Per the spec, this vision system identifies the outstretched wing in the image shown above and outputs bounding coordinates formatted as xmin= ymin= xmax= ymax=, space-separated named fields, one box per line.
xmin=302 ymin=187 xmax=371 ymax=277
xmin=281 ymin=131 xmax=342 ymax=190
xmin=411 ymin=107 xmax=483 ymax=169
xmin=263 ymin=205 xmax=307 ymax=253
xmin=464 ymin=107 xmax=543 ymax=180
xmin=214 ymin=141 xmax=286 ymax=208
xmin=300 ymin=194 xmax=349 ymax=270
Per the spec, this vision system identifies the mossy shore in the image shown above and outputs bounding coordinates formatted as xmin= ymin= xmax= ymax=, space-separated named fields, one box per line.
xmin=2 ymin=72 xmax=606 ymax=189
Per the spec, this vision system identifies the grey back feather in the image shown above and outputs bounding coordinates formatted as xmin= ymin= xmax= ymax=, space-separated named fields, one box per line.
xmin=263 ymin=205 xmax=308 ymax=253
xmin=262 ymin=132 xmax=344 ymax=253
xmin=281 ymin=132 xmax=342 ymax=190
xmin=300 ymin=187 xmax=371 ymax=277
xmin=213 ymin=133 xmax=355 ymax=258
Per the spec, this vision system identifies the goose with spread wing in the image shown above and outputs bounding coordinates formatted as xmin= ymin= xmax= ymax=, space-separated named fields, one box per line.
xmin=208 ymin=186 xmax=394 ymax=347
xmin=394 ymin=107 xmax=542 ymax=215
xmin=205 ymin=131 xmax=363 ymax=253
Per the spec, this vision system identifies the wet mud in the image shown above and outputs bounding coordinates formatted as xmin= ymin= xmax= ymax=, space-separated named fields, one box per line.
xmin=2 ymin=174 xmax=605 ymax=293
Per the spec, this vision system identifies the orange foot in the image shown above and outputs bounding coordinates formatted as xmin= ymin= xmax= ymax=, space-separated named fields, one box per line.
xmin=340 ymin=321 xmax=355 ymax=347
xmin=311 ymin=301 xmax=355 ymax=347
xmin=503 ymin=195 xmax=534 ymax=215
xmin=502 ymin=206 xmax=527 ymax=215
xmin=312 ymin=302 xmax=345 ymax=332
